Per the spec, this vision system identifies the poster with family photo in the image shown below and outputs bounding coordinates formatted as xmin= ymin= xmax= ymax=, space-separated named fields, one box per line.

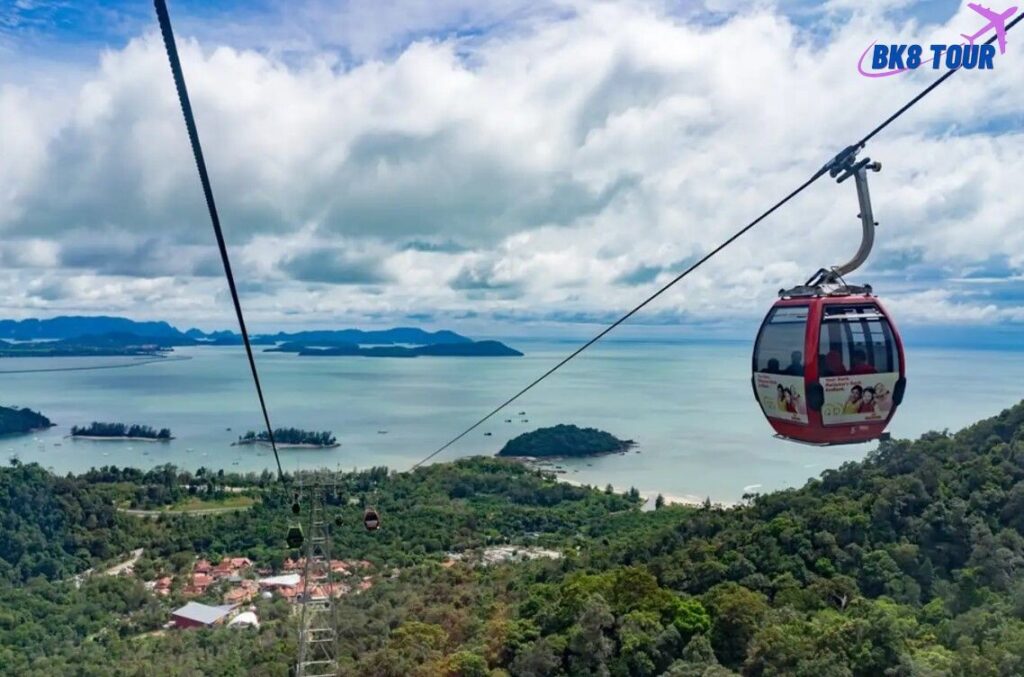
xmin=754 ymin=373 xmax=808 ymax=424
xmin=820 ymin=374 xmax=899 ymax=425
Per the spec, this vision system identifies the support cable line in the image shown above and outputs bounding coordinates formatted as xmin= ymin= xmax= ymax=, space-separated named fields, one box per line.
xmin=154 ymin=0 xmax=284 ymax=481
xmin=413 ymin=14 xmax=1022 ymax=469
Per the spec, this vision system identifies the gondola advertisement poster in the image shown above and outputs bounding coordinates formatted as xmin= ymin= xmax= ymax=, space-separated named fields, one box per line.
xmin=820 ymin=374 xmax=898 ymax=424
xmin=755 ymin=373 xmax=808 ymax=423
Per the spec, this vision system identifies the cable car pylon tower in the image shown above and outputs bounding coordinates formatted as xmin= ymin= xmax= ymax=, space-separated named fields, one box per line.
xmin=295 ymin=472 xmax=339 ymax=677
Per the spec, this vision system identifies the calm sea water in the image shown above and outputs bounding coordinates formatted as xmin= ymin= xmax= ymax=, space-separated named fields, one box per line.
xmin=1 ymin=340 xmax=1021 ymax=502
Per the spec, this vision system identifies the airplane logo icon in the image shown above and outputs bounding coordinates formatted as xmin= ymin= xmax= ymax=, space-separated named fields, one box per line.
xmin=962 ymin=3 xmax=1019 ymax=53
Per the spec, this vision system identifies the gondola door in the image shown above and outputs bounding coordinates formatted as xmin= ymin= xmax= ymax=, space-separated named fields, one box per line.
xmin=808 ymin=298 xmax=906 ymax=444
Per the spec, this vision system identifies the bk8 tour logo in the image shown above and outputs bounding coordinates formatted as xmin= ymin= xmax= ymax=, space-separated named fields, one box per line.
xmin=859 ymin=3 xmax=1018 ymax=77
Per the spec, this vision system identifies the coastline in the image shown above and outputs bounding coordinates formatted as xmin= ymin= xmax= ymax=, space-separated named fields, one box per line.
xmin=497 ymin=455 xmax=735 ymax=509
xmin=0 ymin=355 xmax=190 ymax=375
xmin=556 ymin=475 xmax=736 ymax=509
xmin=0 ymin=424 xmax=56 ymax=438
xmin=497 ymin=441 xmax=635 ymax=463
xmin=70 ymin=435 xmax=173 ymax=442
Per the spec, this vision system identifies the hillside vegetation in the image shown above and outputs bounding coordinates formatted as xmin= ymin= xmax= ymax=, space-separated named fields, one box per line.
xmin=0 ymin=406 xmax=52 ymax=436
xmin=2 ymin=401 xmax=1024 ymax=675
xmin=71 ymin=422 xmax=172 ymax=440
xmin=237 ymin=428 xmax=337 ymax=447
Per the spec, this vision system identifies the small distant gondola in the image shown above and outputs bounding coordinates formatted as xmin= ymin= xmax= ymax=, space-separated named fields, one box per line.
xmin=286 ymin=525 xmax=304 ymax=549
xmin=363 ymin=507 xmax=381 ymax=531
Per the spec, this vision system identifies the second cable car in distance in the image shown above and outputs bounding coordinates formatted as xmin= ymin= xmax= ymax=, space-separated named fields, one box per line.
xmin=752 ymin=149 xmax=906 ymax=445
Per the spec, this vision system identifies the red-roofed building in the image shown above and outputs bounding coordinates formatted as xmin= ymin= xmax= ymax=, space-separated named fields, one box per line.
xmin=184 ymin=572 xmax=214 ymax=596
xmin=224 ymin=580 xmax=258 ymax=604
xmin=194 ymin=559 xmax=212 ymax=574
xmin=211 ymin=560 xmax=235 ymax=577
xmin=154 ymin=576 xmax=173 ymax=596
xmin=277 ymin=585 xmax=301 ymax=601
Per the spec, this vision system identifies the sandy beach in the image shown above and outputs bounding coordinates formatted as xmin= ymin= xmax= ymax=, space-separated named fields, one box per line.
xmin=546 ymin=470 xmax=736 ymax=509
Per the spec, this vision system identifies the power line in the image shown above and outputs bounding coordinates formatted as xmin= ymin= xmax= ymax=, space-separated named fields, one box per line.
xmin=413 ymin=16 xmax=1022 ymax=469
xmin=154 ymin=0 xmax=284 ymax=481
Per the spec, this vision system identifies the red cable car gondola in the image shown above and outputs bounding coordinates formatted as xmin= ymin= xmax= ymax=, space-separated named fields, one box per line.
xmin=752 ymin=152 xmax=906 ymax=445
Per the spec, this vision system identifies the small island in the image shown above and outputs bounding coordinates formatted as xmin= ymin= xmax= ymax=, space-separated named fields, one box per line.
xmin=0 ymin=406 xmax=54 ymax=436
xmin=235 ymin=428 xmax=339 ymax=449
xmin=497 ymin=424 xmax=634 ymax=459
xmin=70 ymin=422 xmax=173 ymax=441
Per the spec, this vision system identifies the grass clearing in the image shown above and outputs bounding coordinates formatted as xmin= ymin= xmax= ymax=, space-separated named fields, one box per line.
xmin=166 ymin=495 xmax=256 ymax=512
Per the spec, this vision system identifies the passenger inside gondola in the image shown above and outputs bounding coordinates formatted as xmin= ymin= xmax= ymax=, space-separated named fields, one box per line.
xmin=784 ymin=351 xmax=804 ymax=376
xmin=822 ymin=349 xmax=846 ymax=376
xmin=849 ymin=348 xmax=877 ymax=374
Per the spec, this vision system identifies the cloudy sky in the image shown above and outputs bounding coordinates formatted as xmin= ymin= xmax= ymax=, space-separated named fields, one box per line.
xmin=1 ymin=0 xmax=1021 ymax=338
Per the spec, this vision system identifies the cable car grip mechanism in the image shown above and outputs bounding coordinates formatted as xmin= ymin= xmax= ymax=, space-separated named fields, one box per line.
xmin=781 ymin=147 xmax=881 ymax=298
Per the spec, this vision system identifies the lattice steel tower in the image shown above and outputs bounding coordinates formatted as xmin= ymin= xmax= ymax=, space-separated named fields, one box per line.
xmin=295 ymin=474 xmax=339 ymax=677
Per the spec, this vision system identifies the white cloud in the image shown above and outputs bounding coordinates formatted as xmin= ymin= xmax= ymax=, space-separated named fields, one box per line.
xmin=0 ymin=0 xmax=1022 ymax=331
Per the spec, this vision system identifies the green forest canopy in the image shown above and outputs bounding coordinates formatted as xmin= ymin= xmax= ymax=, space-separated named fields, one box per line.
xmin=238 ymin=428 xmax=337 ymax=446
xmin=70 ymin=422 xmax=171 ymax=440
xmin=3 ymin=401 xmax=1024 ymax=674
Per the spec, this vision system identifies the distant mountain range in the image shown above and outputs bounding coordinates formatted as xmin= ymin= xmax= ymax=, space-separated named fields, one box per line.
xmin=0 ymin=316 xmax=184 ymax=341
xmin=0 ymin=316 xmax=474 ymax=345
xmin=0 ymin=316 xmax=521 ymax=358
xmin=268 ymin=340 xmax=523 ymax=358
xmin=262 ymin=328 xmax=472 ymax=346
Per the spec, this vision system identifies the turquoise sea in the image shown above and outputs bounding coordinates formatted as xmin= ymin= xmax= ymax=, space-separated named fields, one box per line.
xmin=1 ymin=339 xmax=1022 ymax=502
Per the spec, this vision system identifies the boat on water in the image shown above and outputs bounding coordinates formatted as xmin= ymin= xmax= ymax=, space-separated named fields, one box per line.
xmin=484 ymin=432 xmax=492 ymax=436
